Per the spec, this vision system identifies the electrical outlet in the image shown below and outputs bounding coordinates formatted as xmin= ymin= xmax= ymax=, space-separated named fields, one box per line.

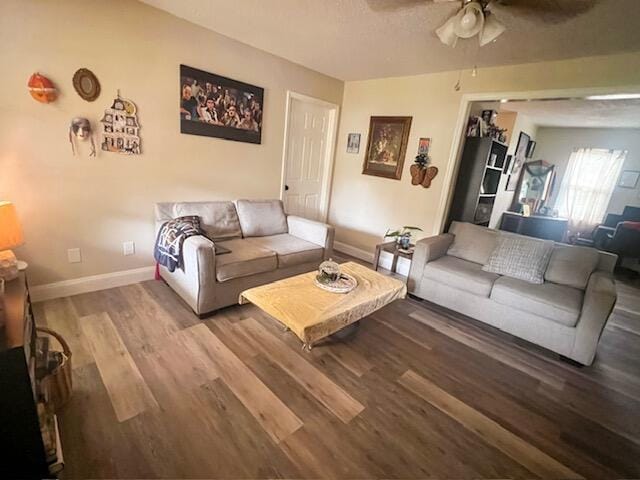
xmin=67 ymin=248 xmax=81 ymax=263
xmin=123 ymin=241 xmax=135 ymax=256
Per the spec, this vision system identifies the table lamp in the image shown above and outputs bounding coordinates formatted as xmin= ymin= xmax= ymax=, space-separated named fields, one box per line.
xmin=0 ymin=201 xmax=25 ymax=281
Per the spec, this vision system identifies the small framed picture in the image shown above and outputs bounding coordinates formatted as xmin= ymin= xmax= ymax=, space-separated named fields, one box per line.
xmin=481 ymin=109 xmax=497 ymax=125
xmin=347 ymin=133 xmax=361 ymax=154
xmin=503 ymin=154 xmax=513 ymax=174
xmin=619 ymin=170 xmax=640 ymax=189
xmin=418 ymin=137 xmax=431 ymax=155
xmin=526 ymin=140 xmax=537 ymax=158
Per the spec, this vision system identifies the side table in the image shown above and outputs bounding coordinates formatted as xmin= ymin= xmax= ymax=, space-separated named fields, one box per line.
xmin=373 ymin=241 xmax=414 ymax=274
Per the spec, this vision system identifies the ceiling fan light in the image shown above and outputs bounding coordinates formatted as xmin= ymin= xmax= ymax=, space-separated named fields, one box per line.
xmin=436 ymin=16 xmax=458 ymax=47
xmin=480 ymin=13 xmax=506 ymax=46
xmin=453 ymin=2 xmax=484 ymax=39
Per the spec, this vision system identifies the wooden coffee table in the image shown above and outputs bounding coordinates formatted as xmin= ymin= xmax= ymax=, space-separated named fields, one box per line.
xmin=239 ymin=262 xmax=406 ymax=350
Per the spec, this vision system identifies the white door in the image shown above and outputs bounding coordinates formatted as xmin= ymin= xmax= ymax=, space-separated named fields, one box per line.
xmin=282 ymin=93 xmax=338 ymax=221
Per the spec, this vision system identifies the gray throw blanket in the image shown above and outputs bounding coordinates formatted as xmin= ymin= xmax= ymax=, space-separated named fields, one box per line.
xmin=154 ymin=216 xmax=202 ymax=272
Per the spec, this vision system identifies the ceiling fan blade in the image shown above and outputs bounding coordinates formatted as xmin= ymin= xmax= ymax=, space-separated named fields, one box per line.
xmin=365 ymin=0 xmax=458 ymax=12
xmin=490 ymin=0 xmax=598 ymax=23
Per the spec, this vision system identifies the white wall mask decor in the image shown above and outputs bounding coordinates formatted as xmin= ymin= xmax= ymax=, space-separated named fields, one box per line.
xmin=69 ymin=117 xmax=96 ymax=157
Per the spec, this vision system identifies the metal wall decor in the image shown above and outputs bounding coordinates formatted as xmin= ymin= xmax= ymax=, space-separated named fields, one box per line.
xmin=72 ymin=68 xmax=101 ymax=101
xmin=100 ymin=93 xmax=141 ymax=155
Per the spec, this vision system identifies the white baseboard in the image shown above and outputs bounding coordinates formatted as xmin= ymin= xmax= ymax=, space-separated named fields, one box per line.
xmin=334 ymin=241 xmax=374 ymax=262
xmin=334 ymin=241 xmax=410 ymax=277
xmin=30 ymin=266 xmax=156 ymax=302
xmin=30 ymin=240 xmax=414 ymax=303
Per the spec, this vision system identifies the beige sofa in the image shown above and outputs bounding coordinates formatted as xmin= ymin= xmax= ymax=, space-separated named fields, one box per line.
xmin=408 ymin=221 xmax=618 ymax=365
xmin=155 ymin=199 xmax=334 ymax=316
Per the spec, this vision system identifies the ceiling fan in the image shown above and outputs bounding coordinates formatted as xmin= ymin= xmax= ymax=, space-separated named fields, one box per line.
xmin=366 ymin=0 xmax=597 ymax=47
xmin=436 ymin=0 xmax=504 ymax=47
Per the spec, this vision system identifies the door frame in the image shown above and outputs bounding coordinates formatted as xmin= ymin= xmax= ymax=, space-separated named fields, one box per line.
xmin=280 ymin=90 xmax=340 ymax=222
xmin=434 ymin=84 xmax=640 ymax=235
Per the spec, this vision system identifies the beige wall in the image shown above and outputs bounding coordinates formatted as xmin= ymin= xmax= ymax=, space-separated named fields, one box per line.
xmin=329 ymin=52 xmax=640 ymax=253
xmin=535 ymin=127 xmax=640 ymax=216
xmin=0 ymin=0 xmax=343 ymax=286
xmin=489 ymin=111 xmax=539 ymax=229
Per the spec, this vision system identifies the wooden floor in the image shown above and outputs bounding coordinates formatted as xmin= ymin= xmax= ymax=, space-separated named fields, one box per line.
xmin=33 ymin=258 xmax=640 ymax=479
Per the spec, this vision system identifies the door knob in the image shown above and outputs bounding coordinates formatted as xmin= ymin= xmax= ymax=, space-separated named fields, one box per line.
xmin=284 ymin=184 xmax=289 ymax=191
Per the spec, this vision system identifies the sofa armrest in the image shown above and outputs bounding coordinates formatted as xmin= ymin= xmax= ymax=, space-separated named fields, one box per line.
xmin=571 ymin=270 xmax=617 ymax=365
xmin=407 ymin=233 xmax=454 ymax=294
xmin=182 ymin=236 xmax=216 ymax=286
xmin=287 ymin=215 xmax=335 ymax=259
xmin=160 ymin=235 xmax=216 ymax=315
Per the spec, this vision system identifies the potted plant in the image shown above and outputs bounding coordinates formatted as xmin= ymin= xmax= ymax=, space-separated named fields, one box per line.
xmin=384 ymin=226 xmax=423 ymax=249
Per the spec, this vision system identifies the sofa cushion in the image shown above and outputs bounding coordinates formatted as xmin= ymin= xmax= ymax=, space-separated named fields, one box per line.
xmin=247 ymin=234 xmax=323 ymax=268
xmin=422 ymin=255 xmax=500 ymax=297
xmin=235 ymin=199 xmax=288 ymax=237
xmin=483 ymin=235 xmax=553 ymax=284
xmin=545 ymin=244 xmax=599 ymax=290
xmin=172 ymin=201 xmax=242 ymax=241
xmin=214 ymin=238 xmax=277 ymax=282
xmin=491 ymin=276 xmax=583 ymax=327
xmin=447 ymin=221 xmax=498 ymax=265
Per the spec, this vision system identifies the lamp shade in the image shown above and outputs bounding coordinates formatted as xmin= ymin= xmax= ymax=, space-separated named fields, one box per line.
xmin=436 ymin=16 xmax=458 ymax=47
xmin=0 ymin=202 xmax=24 ymax=250
xmin=453 ymin=2 xmax=484 ymax=39
xmin=480 ymin=13 xmax=506 ymax=46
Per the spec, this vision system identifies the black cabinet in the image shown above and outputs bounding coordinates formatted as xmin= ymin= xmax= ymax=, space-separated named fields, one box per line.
xmin=0 ymin=273 xmax=60 ymax=478
xmin=500 ymin=212 xmax=568 ymax=242
xmin=447 ymin=137 xmax=507 ymax=229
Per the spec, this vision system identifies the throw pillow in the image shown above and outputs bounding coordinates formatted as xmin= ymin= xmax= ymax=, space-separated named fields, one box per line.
xmin=482 ymin=235 xmax=554 ymax=284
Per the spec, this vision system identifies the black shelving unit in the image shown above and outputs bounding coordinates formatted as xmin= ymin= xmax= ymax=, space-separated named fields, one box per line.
xmin=446 ymin=137 xmax=508 ymax=229
xmin=0 ymin=273 xmax=62 ymax=478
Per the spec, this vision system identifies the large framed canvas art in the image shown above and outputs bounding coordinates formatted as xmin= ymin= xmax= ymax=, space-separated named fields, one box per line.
xmin=362 ymin=116 xmax=412 ymax=180
xmin=180 ymin=64 xmax=264 ymax=144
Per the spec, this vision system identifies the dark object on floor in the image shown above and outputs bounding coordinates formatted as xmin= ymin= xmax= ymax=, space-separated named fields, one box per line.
xmin=330 ymin=320 xmax=360 ymax=340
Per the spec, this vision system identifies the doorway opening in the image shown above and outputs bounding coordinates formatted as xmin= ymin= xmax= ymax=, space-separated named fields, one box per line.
xmin=442 ymin=91 xmax=640 ymax=272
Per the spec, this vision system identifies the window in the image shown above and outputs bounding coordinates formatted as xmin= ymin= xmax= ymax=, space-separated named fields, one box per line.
xmin=555 ymin=148 xmax=626 ymax=233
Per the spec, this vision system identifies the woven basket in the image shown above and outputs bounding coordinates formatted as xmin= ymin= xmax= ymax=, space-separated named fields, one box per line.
xmin=37 ymin=327 xmax=73 ymax=411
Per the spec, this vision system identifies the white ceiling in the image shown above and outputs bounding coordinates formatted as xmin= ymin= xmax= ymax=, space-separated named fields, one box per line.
xmin=140 ymin=0 xmax=640 ymax=81
xmin=501 ymin=98 xmax=640 ymax=128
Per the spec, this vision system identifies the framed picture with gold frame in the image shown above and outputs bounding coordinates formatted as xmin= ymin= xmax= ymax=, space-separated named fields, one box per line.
xmin=362 ymin=116 xmax=412 ymax=180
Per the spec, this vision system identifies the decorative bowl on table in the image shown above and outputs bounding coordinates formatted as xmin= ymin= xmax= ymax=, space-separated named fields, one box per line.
xmin=315 ymin=260 xmax=358 ymax=294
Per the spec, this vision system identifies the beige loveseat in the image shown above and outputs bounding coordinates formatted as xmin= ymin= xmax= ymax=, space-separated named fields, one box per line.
xmin=408 ymin=221 xmax=618 ymax=365
xmin=155 ymin=199 xmax=334 ymax=316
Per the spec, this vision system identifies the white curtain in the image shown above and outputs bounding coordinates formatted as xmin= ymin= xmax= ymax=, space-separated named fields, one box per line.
xmin=555 ymin=148 xmax=626 ymax=234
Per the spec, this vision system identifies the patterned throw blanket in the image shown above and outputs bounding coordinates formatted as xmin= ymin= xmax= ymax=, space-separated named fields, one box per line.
xmin=154 ymin=216 xmax=203 ymax=272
